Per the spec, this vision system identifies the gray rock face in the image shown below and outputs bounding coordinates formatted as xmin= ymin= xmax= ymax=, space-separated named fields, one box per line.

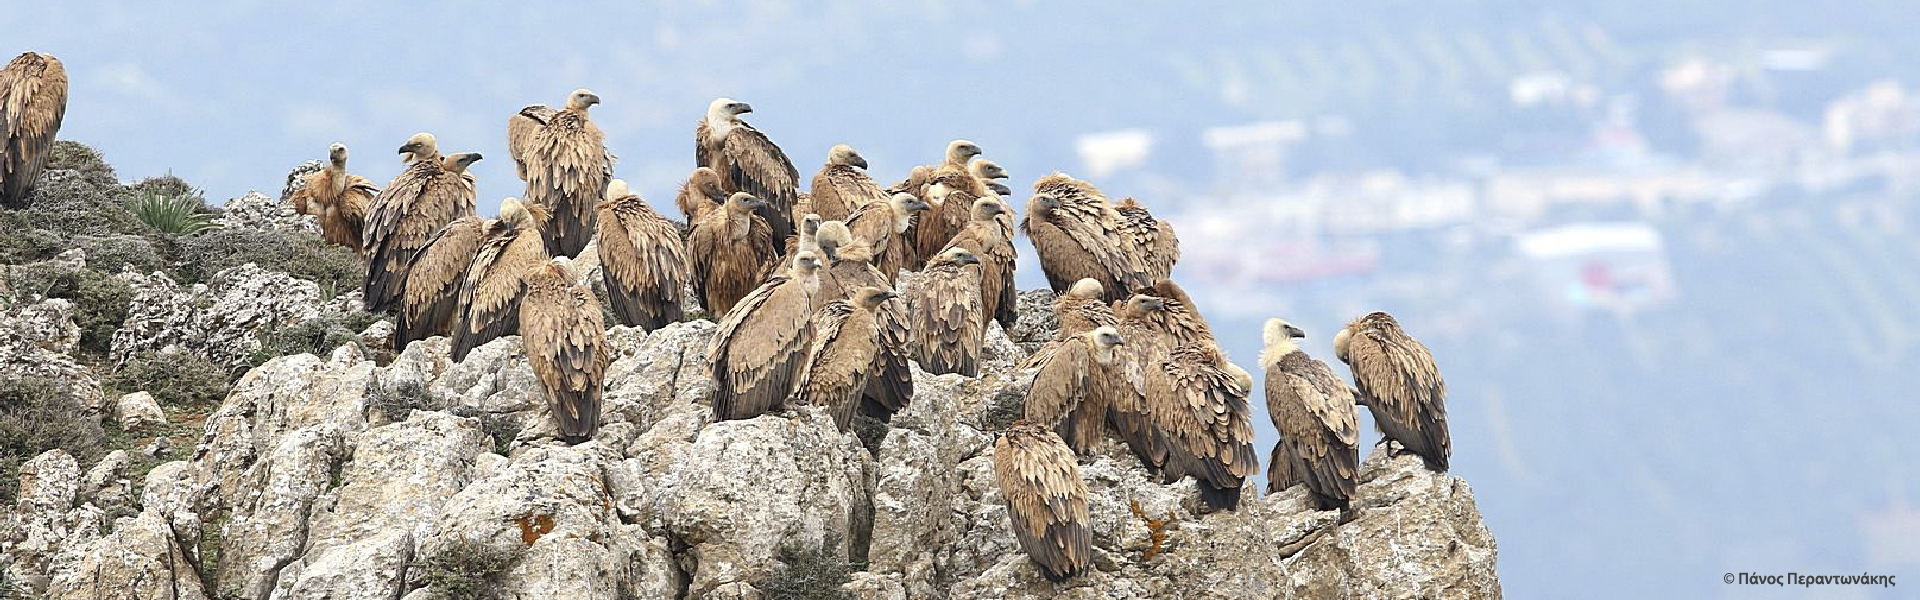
xmin=114 ymin=391 xmax=167 ymax=429
xmin=3 ymin=291 xmax=1501 ymax=599
xmin=216 ymin=189 xmax=319 ymax=234
xmin=109 ymin=263 xmax=353 ymax=371
xmin=0 ymin=296 xmax=104 ymax=412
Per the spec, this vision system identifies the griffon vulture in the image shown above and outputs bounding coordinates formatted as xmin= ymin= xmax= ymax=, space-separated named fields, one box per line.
xmin=596 ymin=179 xmax=689 ymax=330
xmin=708 ymin=251 xmax=824 ymax=421
xmin=796 ymin=286 xmax=897 ymax=430
xmin=936 ymin=198 xmax=1017 ymax=331
xmin=846 ymin=192 xmax=930 ymax=281
xmin=1019 ymin=279 xmax=1118 ymax=370
xmin=808 ymin=144 xmax=887 ymax=222
xmin=1262 ymin=319 xmax=1359 ymax=510
xmin=362 ymin=144 xmax=479 ymax=314
xmin=0 ymin=52 xmax=66 ymax=208
xmin=970 ymin=158 xmax=1012 ymax=198
xmin=813 ymin=221 xmax=914 ymax=421
xmin=1334 ymin=311 xmax=1450 ymax=472
xmin=509 ymin=89 xmax=611 ymax=258
xmin=289 ymin=143 xmax=377 ymax=255
xmin=1109 ymin=294 xmax=1172 ymax=471
xmin=1148 ymin=341 xmax=1258 ymax=512
xmin=904 ymin=248 xmax=984 ymax=376
xmin=993 ymin=420 xmax=1093 ymax=582
xmin=522 ymin=261 xmax=611 ymax=444
xmin=675 ymin=166 xmax=727 ymax=222
xmin=1024 ymin=327 xmax=1127 ymax=455
xmin=766 ymin=214 xmax=826 ymax=280
xmin=397 ymin=131 xmax=442 ymax=165
xmin=1022 ymin=173 xmax=1148 ymax=302
xmin=697 ymin=98 xmax=800 ymax=247
xmin=908 ymin=152 xmax=985 ymax=269
xmin=393 ymin=215 xmax=487 ymax=351
xmin=1114 ymin=197 xmax=1179 ymax=282
xmin=687 ymin=192 xmax=776 ymax=315
xmin=450 ymin=198 xmax=550 ymax=362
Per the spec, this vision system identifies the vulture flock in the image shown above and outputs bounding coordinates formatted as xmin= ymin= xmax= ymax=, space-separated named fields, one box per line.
xmin=0 ymin=51 xmax=1457 ymax=583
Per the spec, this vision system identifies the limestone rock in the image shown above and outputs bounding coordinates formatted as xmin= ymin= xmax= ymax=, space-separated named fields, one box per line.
xmin=1005 ymin=289 xmax=1059 ymax=354
xmin=217 ymin=189 xmax=319 ymax=234
xmin=113 ymin=391 xmax=166 ymax=429
xmin=44 ymin=511 xmax=209 ymax=600
xmin=110 ymin=263 xmax=346 ymax=371
xmin=0 ymin=297 xmax=104 ymax=412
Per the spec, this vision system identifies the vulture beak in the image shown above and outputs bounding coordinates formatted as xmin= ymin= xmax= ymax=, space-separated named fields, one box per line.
xmin=1287 ymin=325 xmax=1307 ymax=338
xmin=851 ymin=155 xmax=869 ymax=170
xmin=586 ymin=93 xmax=602 ymax=105
xmin=735 ymin=103 xmax=754 ymax=114
xmin=397 ymin=143 xmax=416 ymax=155
xmin=961 ymin=254 xmax=982 ymax=265
xmin=878 ymin=290 xmax=900 ymax=301
xmin=467 ymin=153 xmax=484 ymax=162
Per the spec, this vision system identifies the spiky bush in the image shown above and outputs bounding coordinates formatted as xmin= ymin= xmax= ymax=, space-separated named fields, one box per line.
xmin=125 ymin=191 xmax=218 ymax=235
xmin=0 ymin=377 xmax=107 ymax=503
xmin=417 ymin=540 xmax=522 ymax=600
xmin=250 ymin=311 xmax=380 ymax=367
xmin=165 ymin=228 xmax=360 ymax=297
xmin=106 ymin=353 xmax=231 ymax=409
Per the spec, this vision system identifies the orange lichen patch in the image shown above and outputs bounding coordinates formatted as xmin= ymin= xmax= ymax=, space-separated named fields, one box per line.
xmin=1129 ymin=499 xmax=1175 ymax=561
xmin=514 ymin=513 xmax=555 ymax=546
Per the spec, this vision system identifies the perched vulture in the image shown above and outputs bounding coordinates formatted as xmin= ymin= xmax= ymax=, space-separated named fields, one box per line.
xmin=936 ymin=198 xmax=1017 ymax=331
xmin=796 ymin=286 xmax=897 ymax=430
xmin=845 ymin=193 xmax=929 ymax=281
xmin=1020 ymin=279 xmax=1118 ymax=370
xmin=1021 ymin=173 xmax=1148 ymax=302
xmin=1148 ymin=341 xmax=1258 ymax=512
xmin=904 ymin=248 xmax=984 ymax=376
xmin=813 ymin=222 xmax=914 ymax=421
xmin=687 ymin=192 xmax=776 ymax=315
xmin=362 ymin=141 xmax=479 ymax=314
xmin=1262 ymin=319 xmax=1359 ymax=510
xmin=1024 ymin=327 xmax=1126 ymax=455
xmin=596 ymin=179 xmax=689 ymax=330
xmin=1109 ymin=294 xmax=1172 ymax=470
xmin=697 ymin=98 xmax=800 ymax=247
xmin=808 ymin=144 xmax=886 ymax=222
xmin=674 ymin=166 xmax=727 ymax=222
xmin=1114 ymin=197 xmax=1180 ymax=282
xmin=508 ymin=88 xmax=610 ymax=258
xmin=0 ymin=52 xmax=66 ymax=208
xmin=970 ymin=158 xmax=1012 ymax=198
xmin=908 ymin=151 xmax=985 ymax=270
xmin=450 ymin=198 xmax=550 ymax=361
xmin=992 ymin=420 xmax=1093 ymax=582
xmin=522 ymin=262 xmax=611 ymax=444
xmin=885 ymin=164 xmax=933 ymax=198
xmin=768 ymin=213 xmax=826 ymax=279
xmin=397 ymin=131 xmax=442 ymax=165
xmin=288 ymin=143 xmax=378 ymax=255
xmin=708 ymin=251 xmax=824 ymax=421
xmin=393 ymin=215 xmax=487 ymax=351
xmin=1334 ymin=311 xmax=1450 ymax=472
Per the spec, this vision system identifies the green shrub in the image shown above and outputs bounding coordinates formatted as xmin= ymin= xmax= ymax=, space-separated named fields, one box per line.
xmin=16 ymin=171 xmax=147 ymax=238
xmin=251 ymin=311 xmax=380 ymax=367
xmin=850 ymin=415 xmax=888 ymax=457
xmin=107 ymin=353 xmax=231 ymax=409
xmin=0 ymin=212 xmax=62 ymax=264
xmin=125 ymin=191 xmax=217 ymax=235
xmin=69 ymin=234 xmax=166 ymax=274
xmin=416 ymin=539 xmax=522 ymax=600
xmin=130 ymin=174 xmax=203 ymax=201
xmin=71 ymin=270 xmax=133 ymax=357
xmin=762 ymin=534 xmax=857 ymax=600
xmin=0 ymin=377 xmax=107 ymax=504
xmin=366 ymin=380 xmax=433 ymax=423
xmin=43 ymin=140 xmax=117 ymax=187
xmin=167 ymin=229 xmax=361 ymax=297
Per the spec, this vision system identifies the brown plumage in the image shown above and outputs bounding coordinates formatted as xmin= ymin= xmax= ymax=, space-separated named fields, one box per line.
xmin=0 ymin=52 xmax=66 ymax=208
xmin=808 ymin=144 xmax=887 ymax=222
xmin=708 ymin=251 xmax=824 ymax=421
xmin=885 ymin=164 xmax=933 ymax=198
xmin=1021 ymin=173 xmax=1148 ymax=302
xmin=509 ymin=89 xmax=610 ymax=258
xmin=908 ymin=164 xmax=981 ymax=273
xmin=687 ymin=192 xmax=776 ymax=315
xmin=697 ymin=98 xmax=800 ymax=248
xmin=393 ymin=215 xmax=487 ymax=351
xmin=1335 ymin=311 xmax=1450 ymax=472
xmin=846 ymin=193 xmax=930 ymax=281
xmin=904 ymin=248 xmax=984 ymax=376
xmin=522 ymin=262 xmax=611 ymax=444
xmin=362 ymin=141 xmax=479 ymax=314
xmin=289 ymin=143 xmax=377 ymax=255
xmin=1109 ymin=295 xmax=1172 ymax=470
xmin=1024 ymin=327 xmax=1126 ymax=455
xmin=1262 ymin=319 xmax=1359 ymax=510
xmin=674 ymin=166 xmax=727 ymax=222
xmin=596 ymin=179 xmax=690 ymax=331
xmin=1148 ymin=341 xmax=1258 ymax=511
xmin=450 ymin=198 xmax=550 ymax=362
xmin=992 ymin=420 xmax=1092 ymax=582
xmin=1019 ymin=279 xmax=1118 ymax=370
xmin=797 ymin=287 xmax=897 ymax=430
xmin=1114 ymin=197 xmax=1179 ymax=282
xmin=813 ymin=222 xmax=914 ymax=421
xmin=937 ymin=198 xmax=1017 ymax=331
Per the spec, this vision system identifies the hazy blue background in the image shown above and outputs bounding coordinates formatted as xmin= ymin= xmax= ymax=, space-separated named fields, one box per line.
xmin=10 ymin=2 xmax=1920 ymax=597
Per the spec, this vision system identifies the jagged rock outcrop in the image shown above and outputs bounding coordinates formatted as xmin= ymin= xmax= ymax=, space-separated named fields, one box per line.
xmin=109 ymin=263 xmax=359 ymax=371
xmin=4 ymin=289 xmax=1501 ymax=599
xmin=0 ymin=291 xmax=105 ymax=412
xmin=216 ymin=189 xmax=320 ymax=234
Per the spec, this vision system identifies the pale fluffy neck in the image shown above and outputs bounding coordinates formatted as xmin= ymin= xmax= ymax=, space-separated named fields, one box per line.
xmin=1260 ymin=337 xmax=1300 ymax=367
xmin=705 ymin=110 xmax=736 ymax=140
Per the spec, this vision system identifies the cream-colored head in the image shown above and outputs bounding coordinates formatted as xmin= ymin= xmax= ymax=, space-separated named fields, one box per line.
xmin=969 ymin=158 xmax=1007 ymax=180
xmin=398 ymin=132 xmax=438 ymax=164
xmin=970 ymin=197 xmax=1007 ymax=221
xmin=946 ymin=140 xmax=982 ymax=164
xmin=688 ymin=166 xmax=724 ymax=197
xmin=441 ymin=152 xmax=483 ymax=173
xmin=889 ymin=193 xmax=930 ymax=215
xmin=725 ymin=192 xmax=767 ymax=215
xmin=567 ymin=88 xmax=602 ymax=111
xmin=801 ymin=213 xmax=824 ymax=236
xmin=1068 ymin=278 xmax=1103 ymax=299
xmin=500 ymin=197 xmax=549 ymax=227
xmin=1122 ymin=294 xmax=1166 ymax=317
xmin=1223 ymin=360 xmax=1254 ymax=395
xmin=707 ymin=97 xmax=751 ymax=123
xmin=1261 ymin=318 xmax=1307 ymax=366
xmin=1089 ymin=326 xmax=1125 ymax=363
xmin=852 ymin=286 xmax=899 ymax=310
xmin=607 ymin=179 xmax=632 ymax=200
xmin=827 ymin=144 xmax=867 ymax=169
xmin=327 ymin=142 xmax=348 ymax=165
xmin=1332 ymin=326 xmax=1353 ymax=363
xmin=790 ymin=250 xmax=823 ymax=275
xmin=814 ymin=220 xmax=853 ymax=259
xmin=932 ymin=247 xmax=981 ymax=268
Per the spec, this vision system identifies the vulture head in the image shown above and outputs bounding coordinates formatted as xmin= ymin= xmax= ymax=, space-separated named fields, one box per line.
xmin=933 ymin=247 xmax=981 ymax=267
xmin=1262 ymin=318 xmax=1307 ymax=362
xmin=888 ymin=193 xmax=931 ymax=216
xmin=1027 ymin=194 xmax=1061 ymax=215
xmin=946 ymin=140 xmax=982 ymax=164
xmin=1122 ymin=294 xmax=1166 ymax=318
xmin=442 ymin=152 xmax=483 ymax=173
xmin=987 ymin=181 xmax=1014 ymax=197
xmin=970 ymin=197 xmax=1008 ymax=221
xmin=398 ymin=132 xmax=438 ymax=164
xmin=828 ymin=144 xmax=868 ymax=170
xmin=500 ymin=197 xmax=550 ymax=227
xmin=1068 ymin=278 xmax=1104 ymax=299
xmin=1222 ymin=359 xmax=1254 ymax=395
xmin=707 ymin=97 xmax=752 ymax=122
xmin=969 ymin=158 xmax=1008 ymax=180
xmin=814 ymin=220 xmax=853 ymax=260
xmin=568 ymin=88 xmax=602 ymax=111
xmin=327 ymin=142 xmax=349 ymax=166
xmin=724 ymin=192 xmax=768 ymax=214
xmin=790 ymin=250 xmax=823 ymax=276
xmin=606 ymin=178 xmax=633 ymax=200
xmin=851 ymin=286 xmax=899 ymax=310
xmin=689 ymin=167 xmax=726 ymax=199
xmin=1089 ymin=326 xmax=1125 ymax=363
xmin=800 ymin=213 xmax=824 ymax=236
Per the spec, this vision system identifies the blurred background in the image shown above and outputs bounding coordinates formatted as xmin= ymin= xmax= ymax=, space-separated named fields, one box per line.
xmin=9 ymin=1 xmax=1920 ymax=597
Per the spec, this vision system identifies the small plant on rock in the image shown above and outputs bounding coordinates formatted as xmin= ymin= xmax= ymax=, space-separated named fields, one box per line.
xmin=125 ymin=190 xmax=217 ymax=235
xmin=416 ymin=539 xmax=523 ymax=600
xmin=106 ymin=352 xmax=231 ymax=409
xmin=761 ymin=534 xmax=858 ymax=600
xmin=0 ymin=377 xmax=106 ymax=503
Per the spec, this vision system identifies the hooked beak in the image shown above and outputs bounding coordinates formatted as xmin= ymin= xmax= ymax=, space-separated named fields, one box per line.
xmin=735 ymin=103 xmax=753 ymax=114
xmin=878 ymin=290 xmax=900 ymax=301
xmin=466 ymin=153 xmax=483 ymax=162
xmin=585 ymin=93 xmax=602 ymax=105
xmin=397 ymin=143 xmax=417 ymax=155
xmin=851 ymin=155 xmax=869 ymax=170
xmin=1286 ymin=325 xmax=1306 ymax=338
